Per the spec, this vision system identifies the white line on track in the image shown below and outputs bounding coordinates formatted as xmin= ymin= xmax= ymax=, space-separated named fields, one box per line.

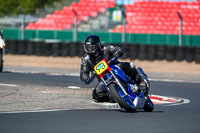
xmin=149 ymin=78 xmax=200 ymax=83
xmin=67 ymin=86 xmax=81 ymax=89
xmin=0 ymin=83 xmax=18 ymax=87
xmin=0 ymin=109 xmax=71 ymax=114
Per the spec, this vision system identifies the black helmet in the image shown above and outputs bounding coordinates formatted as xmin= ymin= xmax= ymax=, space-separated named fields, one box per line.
xmin=84 ymin=35 xmax=102 ymax=55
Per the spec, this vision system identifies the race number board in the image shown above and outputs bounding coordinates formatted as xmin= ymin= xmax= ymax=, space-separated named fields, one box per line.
xmin=94 ymin=59 xmax=110 ymax=76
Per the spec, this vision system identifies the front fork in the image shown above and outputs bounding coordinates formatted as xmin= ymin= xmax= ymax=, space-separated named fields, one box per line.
xmin=100 ymin=71 xmax=128 ymax=96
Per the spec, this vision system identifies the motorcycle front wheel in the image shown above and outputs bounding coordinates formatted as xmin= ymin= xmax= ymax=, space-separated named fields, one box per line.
xmin=109 ymin=82 xmax=136 ymax=112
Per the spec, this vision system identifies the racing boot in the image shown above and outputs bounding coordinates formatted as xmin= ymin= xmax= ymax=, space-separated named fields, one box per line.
xmin=138 ymin=79 xmax=150 ymax=97
xmin=135 ymin=67 xmax=150 ymax=98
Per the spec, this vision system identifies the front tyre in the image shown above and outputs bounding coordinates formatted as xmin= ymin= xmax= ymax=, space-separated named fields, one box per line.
xmin=0 ymin=49 xmax=3 ymax=72
xmin=109 ymin=83 xmax=135 ymax=112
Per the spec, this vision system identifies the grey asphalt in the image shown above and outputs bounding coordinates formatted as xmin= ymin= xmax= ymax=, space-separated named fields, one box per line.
xmin=0 ymin=70 xmax=200 ymax=133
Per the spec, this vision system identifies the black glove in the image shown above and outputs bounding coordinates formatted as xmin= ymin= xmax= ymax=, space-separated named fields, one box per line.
xmin=84 ymin=72 xmax=96 ymax=84
xmin=114 ymin=51 xmax=123 ymax=58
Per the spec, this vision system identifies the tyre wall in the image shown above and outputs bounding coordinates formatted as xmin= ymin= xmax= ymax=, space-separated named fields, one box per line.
xmin=4 ymin=40 xmax=200 ymax=63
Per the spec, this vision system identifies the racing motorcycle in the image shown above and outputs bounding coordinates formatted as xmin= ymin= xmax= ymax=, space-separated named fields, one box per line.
xmin=92 ymin=56 xmax=154 ymax=112
xmin=0 ymin=36 xmax=5 ymax=72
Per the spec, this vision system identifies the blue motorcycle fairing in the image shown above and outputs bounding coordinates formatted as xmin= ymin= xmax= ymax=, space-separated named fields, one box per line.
xmin=110 ymin=65 xmax=137 ymax=85
xmin=138 ymin=91 xmax=145 ymax=98
xmin=110 ymin=65 xmax=128 ymax=83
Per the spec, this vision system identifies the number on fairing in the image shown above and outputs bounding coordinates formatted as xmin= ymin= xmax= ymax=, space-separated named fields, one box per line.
xmin=94 ymin=60 xmax=108 ymax=75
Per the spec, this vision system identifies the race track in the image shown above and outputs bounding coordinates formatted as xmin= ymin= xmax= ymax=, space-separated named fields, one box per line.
xmin=0 ymin=69 xmax=200 ymax=133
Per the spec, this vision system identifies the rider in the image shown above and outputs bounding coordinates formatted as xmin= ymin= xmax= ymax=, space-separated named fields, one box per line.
xmin=80 ymin=35 xmax=150 ymax=102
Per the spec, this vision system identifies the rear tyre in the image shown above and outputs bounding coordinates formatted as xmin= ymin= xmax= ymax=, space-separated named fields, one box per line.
xmin=143 ymin=96 xmax=154 ymax=112
xmin=109 ymin=83 xmax=135 ymax=112
xmin=0 ymin=49 xmax=3 ymax=72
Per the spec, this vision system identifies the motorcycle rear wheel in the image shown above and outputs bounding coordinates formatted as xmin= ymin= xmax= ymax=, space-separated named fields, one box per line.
xmin=109 ymin=82 xmax=135 ymax=112
xmin=143 ymin=96 xmax=154 ymax=112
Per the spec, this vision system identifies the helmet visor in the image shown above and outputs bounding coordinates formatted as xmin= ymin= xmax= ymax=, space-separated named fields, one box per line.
xmin=84 ymin=44 xmax=97 ymax=53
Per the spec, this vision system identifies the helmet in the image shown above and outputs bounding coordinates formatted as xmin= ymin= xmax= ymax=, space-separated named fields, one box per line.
xmin=84 ymin=35 xmax=103 ymax=56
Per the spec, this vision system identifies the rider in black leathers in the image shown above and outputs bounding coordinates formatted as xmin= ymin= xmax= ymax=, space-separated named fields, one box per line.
xmin=80 ymin=35 xmax=150 ymax=102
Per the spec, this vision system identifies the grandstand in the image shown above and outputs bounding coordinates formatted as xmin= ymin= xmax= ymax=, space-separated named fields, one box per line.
xmin=26 ymin=0 xmax=115 ymax=30
xmin=112 ymin=0 xmax=200 ymax=35
xmin=25 ymin=0 xmax=200 ymax=35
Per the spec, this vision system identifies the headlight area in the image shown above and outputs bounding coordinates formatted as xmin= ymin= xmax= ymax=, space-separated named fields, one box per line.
xmin=0 ymin=43 xmax=5 ymax=49
xmin=0 ymin=37 xmax=5 ymax=48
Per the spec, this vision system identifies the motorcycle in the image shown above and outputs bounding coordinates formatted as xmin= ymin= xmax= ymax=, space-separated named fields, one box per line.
xmin=0 ymin=37 xmax=5 ymax=72
xmin=92 ymin=56 xmax=154 ymax=112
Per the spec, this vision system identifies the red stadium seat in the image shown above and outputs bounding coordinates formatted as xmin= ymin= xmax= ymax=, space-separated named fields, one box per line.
xmin=111 ymin=1 xmax=200 ymax=35
xmin=26 ymin=0 xmax=115 ymax=30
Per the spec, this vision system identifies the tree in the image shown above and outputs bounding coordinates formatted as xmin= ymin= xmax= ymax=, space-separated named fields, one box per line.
xmin=0 ymin=0 xmax=60 ymax=17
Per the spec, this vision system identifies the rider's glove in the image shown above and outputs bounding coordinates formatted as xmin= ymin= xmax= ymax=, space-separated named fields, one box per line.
xmin=114 ymin=51 xmax=123 ymax=58
xmin=84 ymin=72 xmax=96 ymax=84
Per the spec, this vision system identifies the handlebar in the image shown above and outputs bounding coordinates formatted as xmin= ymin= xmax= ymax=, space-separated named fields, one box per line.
xmin=108 ymin=56 xmax=119 ymax=64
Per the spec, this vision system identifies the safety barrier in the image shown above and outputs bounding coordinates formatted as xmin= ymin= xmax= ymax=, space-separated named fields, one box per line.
xmin=5 ymin=40 xmax=200 ymax=63
xmin=2 ymin=28 xmax=200 ymax=47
